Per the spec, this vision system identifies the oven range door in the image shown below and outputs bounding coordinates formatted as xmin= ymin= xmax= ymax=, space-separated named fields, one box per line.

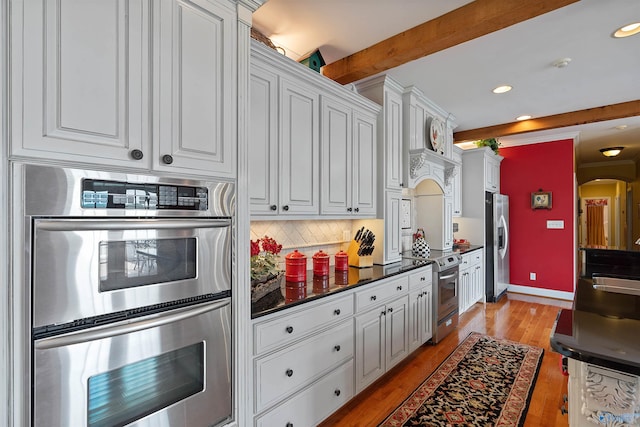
xmin=32 ymin=218 xmax=231 ymax=328
xmin=437 ymin=268 xmax=459 ymax=320
xmin=33 ymin=299 xmax=232 ymax=427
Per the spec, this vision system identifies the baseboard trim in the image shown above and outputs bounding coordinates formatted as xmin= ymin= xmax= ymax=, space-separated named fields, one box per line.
xmin=507 ymin=284 xmax=574 ymax=301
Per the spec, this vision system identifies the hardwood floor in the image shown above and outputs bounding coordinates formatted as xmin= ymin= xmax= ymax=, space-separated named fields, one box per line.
xmin=319 ymin=293 xmax=572 ymax=426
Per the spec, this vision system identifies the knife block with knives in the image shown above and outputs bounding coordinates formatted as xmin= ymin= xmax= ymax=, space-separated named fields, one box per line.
xmin=347 ymin=226 xmax=375 ymax=268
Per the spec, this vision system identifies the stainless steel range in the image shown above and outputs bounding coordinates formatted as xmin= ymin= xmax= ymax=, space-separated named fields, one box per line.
xmin=427 ymin=250 xmax=461 ymax=344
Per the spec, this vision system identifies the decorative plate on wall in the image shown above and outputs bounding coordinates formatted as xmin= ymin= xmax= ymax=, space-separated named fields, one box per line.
xmin=429 ymin=118 xmax=445 ymax=153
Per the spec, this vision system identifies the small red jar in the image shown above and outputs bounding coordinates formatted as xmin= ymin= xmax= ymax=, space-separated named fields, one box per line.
xmin=285 ymin=250 xmax=307 ymax=283
xmin=312 ymin=250 xmax=330 ymax=277
xmin=334 ymin=250 xmax=348 ymax=271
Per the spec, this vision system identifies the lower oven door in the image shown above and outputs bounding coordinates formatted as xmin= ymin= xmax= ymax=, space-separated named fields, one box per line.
xmin=33 ymin=299 xmax=231 ymax=427
xmin=438 ymin=268 xmax=459 ymax=320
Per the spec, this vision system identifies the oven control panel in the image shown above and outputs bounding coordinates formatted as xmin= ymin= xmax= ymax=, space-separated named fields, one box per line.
xmin=81 ymin=179 xmax=208 ymax=210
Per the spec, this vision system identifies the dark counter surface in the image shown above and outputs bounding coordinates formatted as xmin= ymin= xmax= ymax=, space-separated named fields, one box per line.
xmin=251 ymin=258 xmax=433 ymax=319
xmin=550 ymin=277 xmax=640 ymax=376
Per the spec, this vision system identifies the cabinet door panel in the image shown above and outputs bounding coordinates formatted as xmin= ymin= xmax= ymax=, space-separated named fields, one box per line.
xmin=355 ymin=308 xmax=385 ymax=392
xmin=320 ymin=98 xmax=351 ymax=214
xmin=384 ymin=191 xmax=402 ymax=263
xmin=155 ymin=0 xmax=235 ymax=176
xmin=352 ymin=112 xmax=377 ymax=215
xmin=13 ymin=0 xmax=149 ymax=167
xmin=386 ymin=296 xmax=409 ymax=369
xmin=384 ymin=89 xmax=403 ymax=189
xmin=249 ymin=66 xmax=279 ymax=214
xmin=279 ymin=79 xmax=319 ymax=214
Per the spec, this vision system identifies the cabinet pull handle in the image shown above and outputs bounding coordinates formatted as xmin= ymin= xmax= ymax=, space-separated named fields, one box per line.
xmin=285 ymin=326 xmax=293 ymax=334
xmin=334 ymin=389 xmax=341 ymax=396
xmin=420 ymin=277 xmax=425 ymax=281
xmin=354 ymin=207 xmax=359 ymax=212
xmin=286 ymin=423 xmax=293 ymax=427
xmin=388 ymin=307 xmax=393 ymax=313
xmin=162 ymin=154 xmax=174 ymax=165
xmin=282 ymin=205 xmax=290 ymax=211
xmin=370 ymin=295 xmax=377 ymax=301
xmin=347 ymin=207 xmax=353 ymax=212
xmin=334 ymin=345 xmax=341 ymax=352
xmin=130 ymin=149 xmax=144 ymax=160
xmin=397 ymin=285 xmax=402 ymax=291
xmin=270 ymin=205 xmax=277 ymax=211
xmin=286 ymin=369 xmax=293 ymax=377
xmin=334 ymin=309 xmax=341 ymax=315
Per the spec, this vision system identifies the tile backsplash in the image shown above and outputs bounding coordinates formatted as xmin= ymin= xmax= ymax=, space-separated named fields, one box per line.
xmin=250 ymin=220 xmax=354 ymax=267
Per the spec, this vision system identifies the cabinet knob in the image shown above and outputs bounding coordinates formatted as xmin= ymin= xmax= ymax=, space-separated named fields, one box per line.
xmin=270 ymin=205 xmax=277 ymax=211
xmin=285 ymin=326 xmax=293 ymax=334
xmin=387 ymin=307 xmax=393 ymax=313
xmin=334 ymin=345 xmax=341 ymax=352
xmin=397 ymin=285 xmax=402 ymax=291
xmin=347 ymin=207 xmax=353 ymax=212
xmin=334 ymin=309 xmax=341 ymax=316
xmin=130 ymin=149 xmax=144 ymax=160
xmin=354 ymin=207 xmax=359 ymax=212
xmin=370 ymin=295 xmax=377 ymax=301
xmin=286 ymin=369 xmax=293 ymax=377
xmin=334 ymin=389 xmax=341 ymax=396
xmin=381 ymin=311 xmax=386 ymax=316
xmin=286 ymin=423 xmax=293 ymax=427
xmin=162 ymin=154 xmax=174 ymax=164
xmin=282 ymin=205 xmax=289 ymax=211
xmin=420 ymin=277 xmax=426 ymax=281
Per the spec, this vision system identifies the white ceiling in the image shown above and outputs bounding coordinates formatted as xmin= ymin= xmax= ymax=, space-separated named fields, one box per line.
xmin=252 ymin=0 xmax=640 ymax=167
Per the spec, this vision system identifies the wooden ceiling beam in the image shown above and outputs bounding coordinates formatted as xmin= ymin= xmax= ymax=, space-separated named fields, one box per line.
xmin=322 ymin=0 xmax=579 ymax=84
xmin=453 ymin=100 xmax=640 ymax=142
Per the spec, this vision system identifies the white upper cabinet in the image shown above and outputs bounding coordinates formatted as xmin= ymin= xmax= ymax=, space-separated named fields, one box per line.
xmin=320 ymin=96 xmax=377 ymax=217
xmin=153 ymin=0 xmax=236 ymax=176
xmin=452 ymin=145 xmax=463 ymax=217
xmin=11 ymin=0 xmax=237 ymax=178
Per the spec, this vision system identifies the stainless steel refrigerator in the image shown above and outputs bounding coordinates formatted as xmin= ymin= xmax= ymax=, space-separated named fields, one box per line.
xmin=485 ymin=192 xmax=510 ymax=302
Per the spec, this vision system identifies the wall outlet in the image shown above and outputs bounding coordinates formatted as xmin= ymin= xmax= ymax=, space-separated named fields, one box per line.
xmin=343 ymin=230 xmax=351 ymax=242
xmin=530 ymin=272 xmax=537 ymax=280
xmin=547 ymin=220 xmax=565 ymax=229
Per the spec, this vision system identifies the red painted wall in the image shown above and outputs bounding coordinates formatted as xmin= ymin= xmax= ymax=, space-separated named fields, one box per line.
xmin=499 ymin=139 xmax=574 ymax=293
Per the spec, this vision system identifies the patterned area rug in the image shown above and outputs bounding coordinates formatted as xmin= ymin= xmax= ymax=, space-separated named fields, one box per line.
xmin=379 ymin=332 xmax=544 ymax=427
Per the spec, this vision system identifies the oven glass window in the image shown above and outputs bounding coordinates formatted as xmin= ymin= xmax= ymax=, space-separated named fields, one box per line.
xmin=87 ymin=342 xmax=204 ymax=427
xmin=98 ymin=238 xmax=197 ymax=291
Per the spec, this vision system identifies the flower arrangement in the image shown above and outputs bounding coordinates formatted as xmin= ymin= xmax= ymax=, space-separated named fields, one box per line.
xmin=250 ymin=235 xmax=283 ymax=282
xmin=475 ymin=138 xmax=501 ymax=154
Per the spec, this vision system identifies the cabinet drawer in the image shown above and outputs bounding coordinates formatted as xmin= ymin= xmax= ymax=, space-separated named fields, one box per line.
xmin=356 ymin=276 xmax=408 ymax=312
xmin=255 ymin=320 xmax=354 ymax=412
xmin=408 ymin=266 xmax=433 ymax=291
xmin=254 ymin=294 xmax=353 ymax=355
xmin=255 ymin=360 xmax=354 ymax=427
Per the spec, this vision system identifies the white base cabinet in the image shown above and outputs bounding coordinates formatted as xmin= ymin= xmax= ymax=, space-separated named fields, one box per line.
xmin=408 ymin=266 xmax=433 ymax=352
xmin=459 ymin=249 xmax=484 ymax=314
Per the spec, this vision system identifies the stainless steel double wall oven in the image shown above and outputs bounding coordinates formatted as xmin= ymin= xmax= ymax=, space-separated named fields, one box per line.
xmin=23 ymin=164 xmax=235 ymax=427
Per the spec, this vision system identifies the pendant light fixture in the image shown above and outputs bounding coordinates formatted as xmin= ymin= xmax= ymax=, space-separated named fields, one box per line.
xmin=599 ymin=147 xmax=624 ymax=157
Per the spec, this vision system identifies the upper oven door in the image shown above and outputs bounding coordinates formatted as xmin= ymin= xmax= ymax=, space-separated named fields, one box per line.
xmin=32 ymin=218 xmax=231 ymax=328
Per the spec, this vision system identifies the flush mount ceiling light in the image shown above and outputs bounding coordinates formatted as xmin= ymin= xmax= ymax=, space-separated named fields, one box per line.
xmin=600 ymin=147 xmax=624 ymax=157
xmin=492 ymin=85 xmax=512 ymax=94
xmin=552 ymin=58 xmax=572 ymax=68
xmin=613 ymin=22 xmax=640 ymax=38
xmin=515 ymin=115 xmax=532 ymax=121
xmin=615 ymin=124 xmax=628 ymax=130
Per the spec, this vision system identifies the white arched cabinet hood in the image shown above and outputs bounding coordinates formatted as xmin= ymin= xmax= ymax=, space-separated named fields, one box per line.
xmin=407 ymin=148 xmax=460 ymax=190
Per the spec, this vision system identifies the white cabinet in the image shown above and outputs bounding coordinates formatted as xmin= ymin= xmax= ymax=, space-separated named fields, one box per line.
xmin=354 ymin=275 xmax=410 ymax=392
xmin=408 ymin=266 xmax=433 ymax=351
xmin=485 ymin=155 xmax=501 ymax=193
xmin=452 ymin=146 xmax=463 ymax=217
xmin=459 ymin=249 xmax=484 ymax=313
xmin=355 ymin=75 xmax=404 ymax=190
xmin=320 ymin=95 xmax=377 ymax=216
xmin=252 ymin=294 xmax=355 ymax=423
xmin=11 ymin=0 xmax=237 ymax=177
xmin=365 ymin=190 xmax=403 ymax=265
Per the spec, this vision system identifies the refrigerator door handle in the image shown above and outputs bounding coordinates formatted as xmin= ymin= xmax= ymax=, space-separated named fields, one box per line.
xmin=498 ymin=215 xmax=508 ymax=258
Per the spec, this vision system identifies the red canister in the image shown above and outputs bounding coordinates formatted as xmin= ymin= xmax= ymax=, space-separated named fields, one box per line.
xmin=285 ymin=250 xmax=307 ymax=283
xmin=312 ymin=250 xmax=330 ymax=277
xmin=334 ymin=250 xmax=348 ymax=271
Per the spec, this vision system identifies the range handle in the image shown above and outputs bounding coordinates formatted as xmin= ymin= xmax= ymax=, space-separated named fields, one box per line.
xmin=34 ymin=299 xmax=230 ymax=350
xmin=35 ymin=218 xmax=231 ymax=231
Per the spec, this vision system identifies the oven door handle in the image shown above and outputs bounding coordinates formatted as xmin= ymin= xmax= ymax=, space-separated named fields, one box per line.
xmin=439 ymin=272 xmax=458 ymax=281
xmin=34 ymin=218 xmax=231 ymax=231
xmin=34 ymin=299 xmax=230 ymax=350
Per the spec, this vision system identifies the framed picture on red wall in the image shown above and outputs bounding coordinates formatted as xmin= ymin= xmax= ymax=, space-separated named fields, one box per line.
xmin=532 ymin=191 xmax=552 ymax=209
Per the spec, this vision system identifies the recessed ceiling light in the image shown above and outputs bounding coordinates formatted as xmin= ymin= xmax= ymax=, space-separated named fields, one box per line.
xmin=492 ymin=85 xmax=512 ymax=94
xmin=600 ymin=147 xmax=624 ymax=157
xmin=613 ymin=22 xmax=640 ymax=38
xmin=615 ymin=124 xmax=628 ymax=130
xmin=552 ymin=58 xmax=572 ymax=68
xmin=515 ymin=115 xmax=532 ymax=121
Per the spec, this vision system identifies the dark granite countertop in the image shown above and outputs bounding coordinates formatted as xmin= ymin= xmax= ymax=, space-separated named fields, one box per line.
xmin=251 ymin=258 xmax=433 ymax=319
xmin=550 ymin=277 xmax=640 ymax=376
